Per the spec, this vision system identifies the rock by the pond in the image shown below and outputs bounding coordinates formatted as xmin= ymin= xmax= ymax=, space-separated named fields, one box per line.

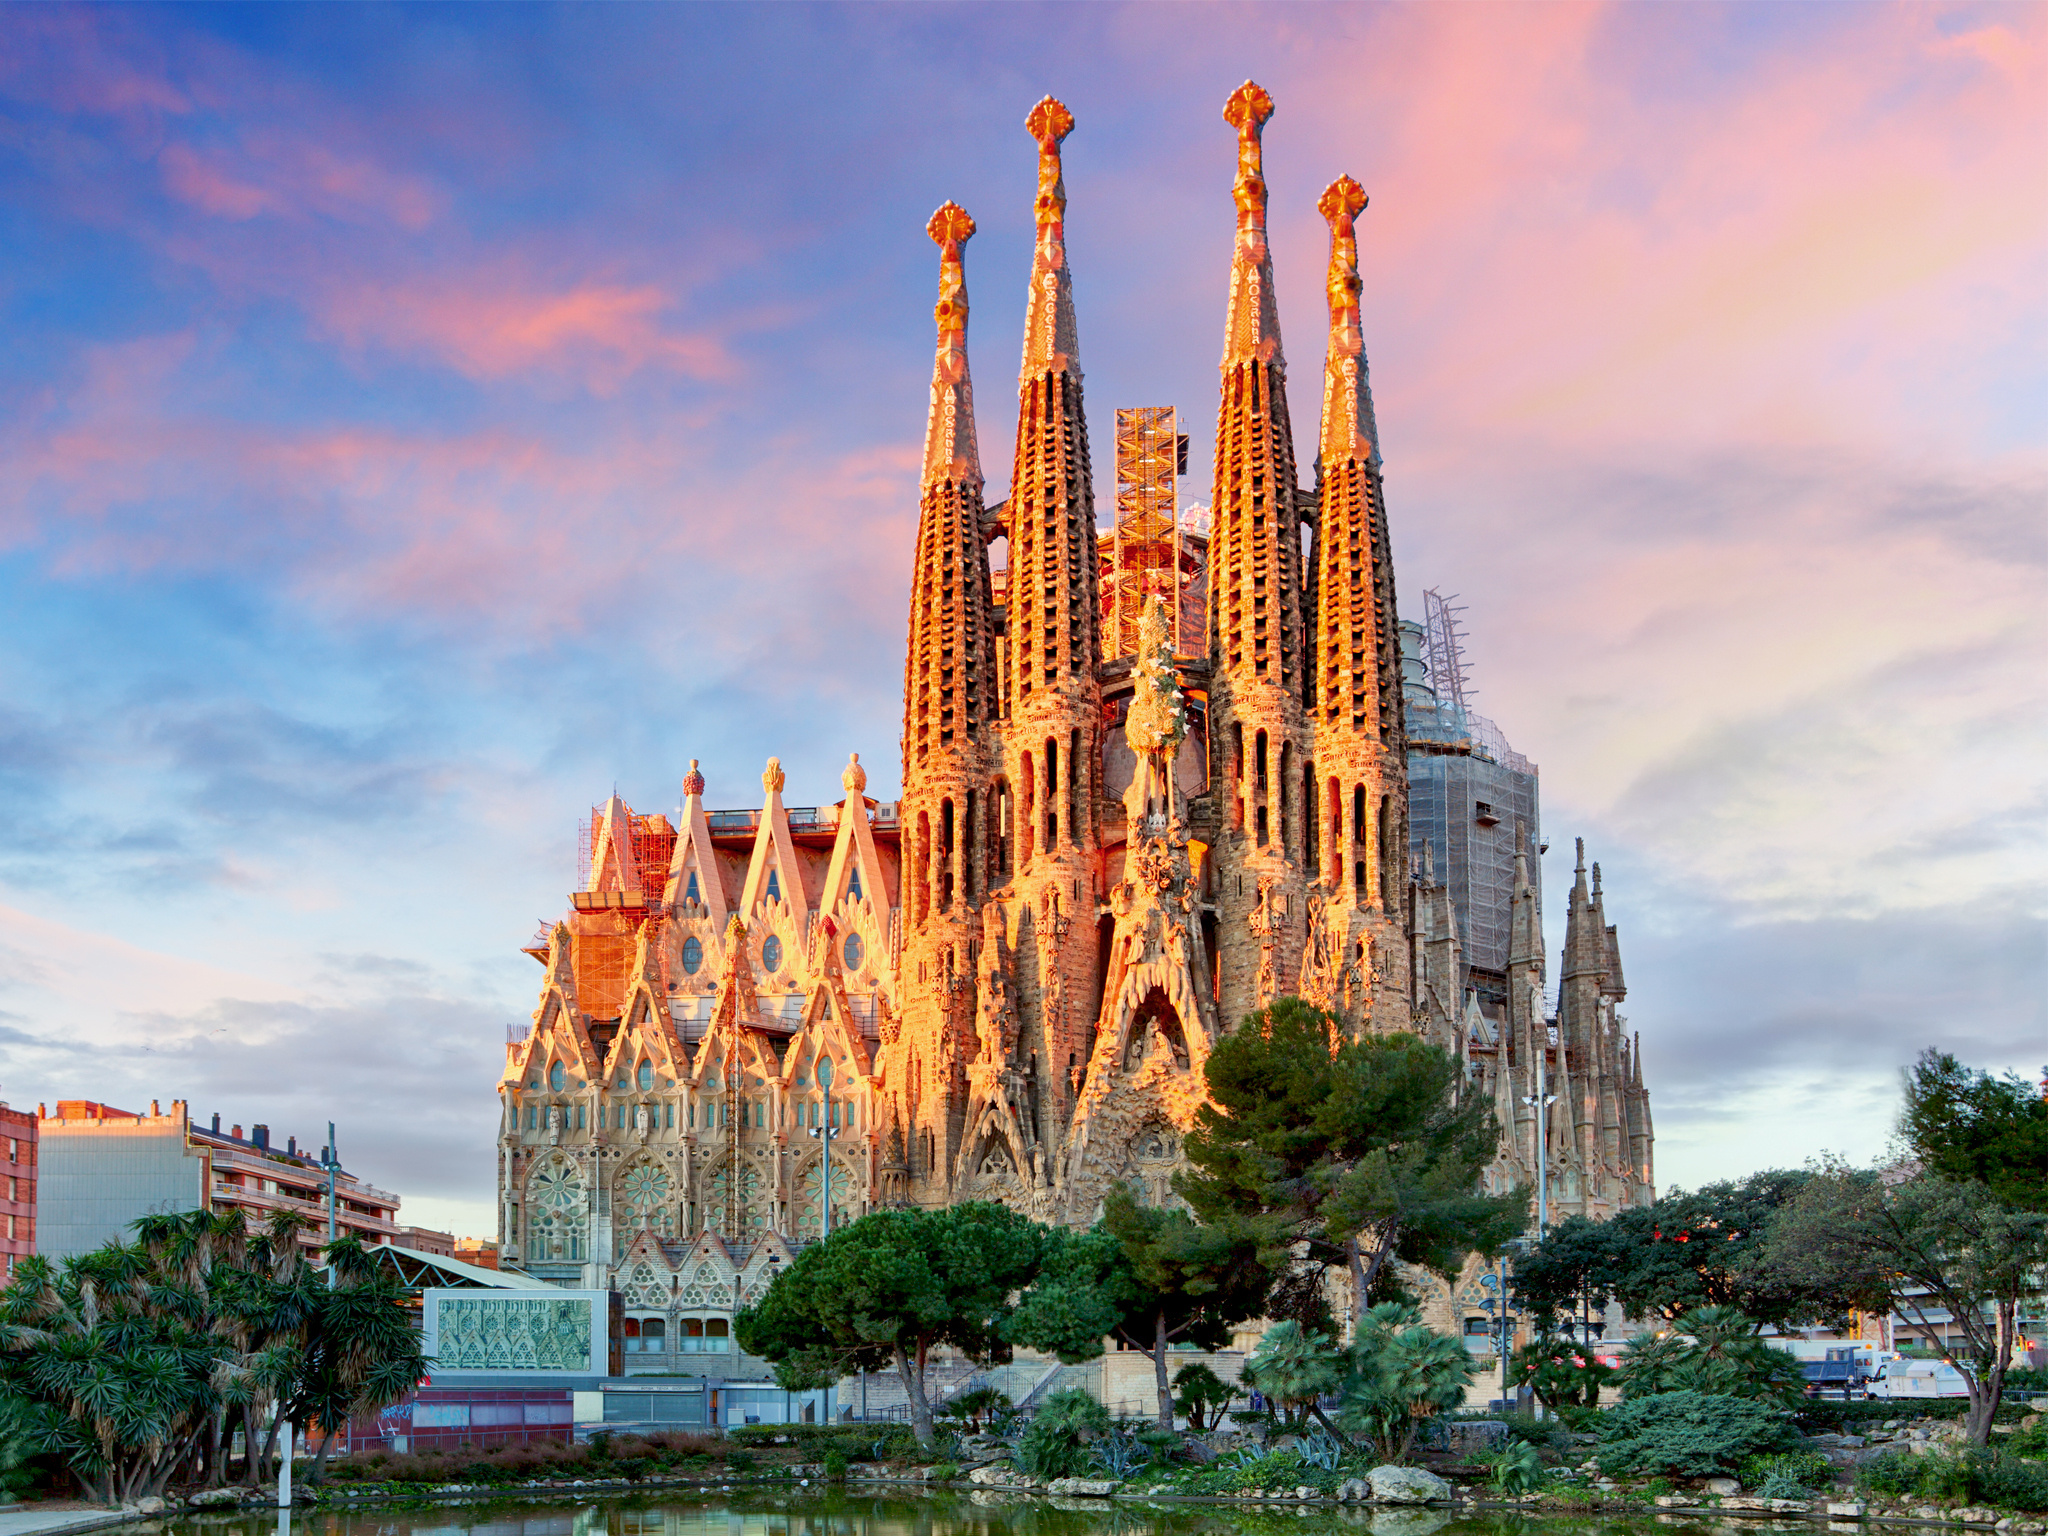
xmin=1366 ymin=1510 xmax=1453 ymax=1536
xmin=1368 ymin=1465 xmax=1453 ymax=1504
xmin=1704 ymin=1477 xmax=1741 ymax=1497
xmin=1337 ymin=1478 xmax=1371 ymax=1503
xmin=1046 ymin=1478 xmax=1121 ymax=1497
xmin=188 ymin=1488 xmax=244 ymax=1507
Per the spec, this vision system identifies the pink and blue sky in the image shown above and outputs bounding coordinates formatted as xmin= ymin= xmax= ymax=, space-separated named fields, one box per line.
xmin=1 ymin=4 xmax=2041 ymax=1237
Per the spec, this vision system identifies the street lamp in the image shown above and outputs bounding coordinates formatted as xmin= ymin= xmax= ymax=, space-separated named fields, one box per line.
xmin=808 ymin=1056 xmax=837 ymax=1426
xmin=1521 ymin=1042 xmax=1558 ymax=1234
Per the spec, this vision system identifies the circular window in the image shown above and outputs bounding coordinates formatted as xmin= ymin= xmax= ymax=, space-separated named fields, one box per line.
xmin=637 ymin=1061 xmax=654 ymax=1092
xmin=549 ymin=1061 xmax=566 ymax=1093
xmin=842 ymin=932 xmax=864 ymax=971
xmin=762 ymin=935 xmax=782 ymax=973
xmin=680 ymin=936 xmax=703 ymax=974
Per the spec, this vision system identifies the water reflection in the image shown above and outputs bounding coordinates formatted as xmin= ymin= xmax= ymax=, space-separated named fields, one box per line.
xmin=147 ymin=1495 xmax=1738 ymax=1536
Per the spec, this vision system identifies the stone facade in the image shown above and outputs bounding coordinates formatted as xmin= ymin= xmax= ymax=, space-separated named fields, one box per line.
xmin=493 ymin=83 xmax=1656 ymax=1346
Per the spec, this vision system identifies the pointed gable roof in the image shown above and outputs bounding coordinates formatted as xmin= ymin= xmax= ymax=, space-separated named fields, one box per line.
xmin=668 ymin=759 xmax=732 ymax=925
xmin=739 ymin=758 xmax=811 ymax=921
xmin=820 ymin=753 xmax=892 ymax=913
xmin=588 ymin=794 xmax=645 ymax=904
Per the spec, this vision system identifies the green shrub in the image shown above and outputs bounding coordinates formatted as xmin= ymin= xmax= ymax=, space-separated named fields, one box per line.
xmin=725 ymin=1448 xmax=756 ymax=1473
xmin=1857 ymin=1451 xmax=1921 ymax=1498
xmin=1017 ymin=1388 xmax=1111 ymax=1480
xmin=1742 ymin=1450 xmax=1834 ymax=1492
xmin=2006 ymin=1418 xmax=2048 ymax=1460
xmin=822 ymin=1450 xmax=848 ymax=1482
xmin=1484 ymin=1440 xmax=1548 ymax=1496
xmin=1597 ymin=1389 xmax=1800 ymax=1477
xmin=1857 ymin=1448 xmax=2048 ymax=1512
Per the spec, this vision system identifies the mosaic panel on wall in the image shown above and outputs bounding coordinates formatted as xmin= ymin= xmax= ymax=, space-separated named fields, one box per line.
xmin=435 ymin=1295 xmax=594 ymax=1372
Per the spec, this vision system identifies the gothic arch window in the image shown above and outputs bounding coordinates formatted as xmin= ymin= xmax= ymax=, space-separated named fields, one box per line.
xmin=525 ymin=1157 xmax=588 ymax=1261
xmin=762 ymin=935 xmax=783 ymax=973
xmin=637 ymin=1060 xmax=654 ymax=1092
xmin=681 ymin=936 xmax=703 ymax=974
xmin=617 ymin=1157 xmax=676 ymax=1237
xmin=795 ymin=1154 xmax=855 ymax=1238
xmin=549 ymin=1060 xmax=567 ymax=1093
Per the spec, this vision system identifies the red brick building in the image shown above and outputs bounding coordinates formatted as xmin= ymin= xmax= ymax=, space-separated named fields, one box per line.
xmin=1 ymin=1101 xmax=37 ymax=1277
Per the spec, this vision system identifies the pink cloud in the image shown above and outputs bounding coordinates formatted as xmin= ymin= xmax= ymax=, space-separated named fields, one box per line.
xmin=157 ymin=132 xmax=442 ymax=229
xmin=317 ymin=274 xmax=732 ymax=387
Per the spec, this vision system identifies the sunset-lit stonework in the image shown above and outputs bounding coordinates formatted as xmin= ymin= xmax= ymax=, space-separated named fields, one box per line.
xmin=494 ymin=85 xmax=1655 ymax=1331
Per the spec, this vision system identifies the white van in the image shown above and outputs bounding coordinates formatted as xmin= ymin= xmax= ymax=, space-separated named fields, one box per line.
xmin=1873 ymin=1359 xmax=1971 ymax=1399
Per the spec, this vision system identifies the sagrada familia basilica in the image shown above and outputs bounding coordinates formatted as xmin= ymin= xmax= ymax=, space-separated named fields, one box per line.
xmin=494 ymin=85 xmax=1655 ymax=1329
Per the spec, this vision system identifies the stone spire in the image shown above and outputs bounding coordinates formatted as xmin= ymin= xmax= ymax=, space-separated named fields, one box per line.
xmin=1019 ymin=97 xmax=1080 ymax=383
xmin=923 ymin=202 xmax=982 ymax=488
xmin=1220 ymin=81 xmax=1283 ymax=370
xmin=1310 ymin=175 xmax=1407 ymax=970
xmin=1316 ymin=174 xmax=1382 ymax=471
xmin=901 ymin=202 xmax=997 ymax=920
xmin=997 ymin=94 xmax=1102 ymax=1157
xmin=1207 ymin=81 xmax=1314 ymax=1031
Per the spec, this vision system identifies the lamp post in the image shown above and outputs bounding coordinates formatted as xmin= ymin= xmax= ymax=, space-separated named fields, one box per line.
xmin=810 ymin=1057 xmax=836 ymax=1424
xmin=1479 ymin=1267 xmax=1513 ymax=1410
xmin=1522 ymin=1041 xmax=1558 ymax=1235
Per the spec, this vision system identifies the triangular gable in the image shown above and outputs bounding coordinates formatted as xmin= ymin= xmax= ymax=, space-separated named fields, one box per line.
xmin=668 ymin=763 xmax=732 ymax=925
xmin=790 ymin=973 xmax=876 ymax=1084
xmin=588 ymin=795 xmax=645 ymax=903
xmin=739 ymin=758 xmax=811 ymax=923
xmin=607 ymin=927 xmax=685 ymax=1084
xmin=819 ymin=754 xmax=891 ymax=914
xmin=511 ymin=924 xmax=603 ymax=1084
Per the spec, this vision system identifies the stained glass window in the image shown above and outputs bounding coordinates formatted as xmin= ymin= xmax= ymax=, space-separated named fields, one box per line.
xmin=549 ymin=1061 xmax=566 ymax=1092
xmin=681 ymin=937 xmax=703 ymax=974
xmin=762 ymin=935 xmax=782 ymax=973
xmin=843 ymin=932 xmax=864 ymax=971
xmin=637 ymin=1061 xmax=654 ymax=1091
xmin=847 ymin=866 xmax=864 ymax=901
xmin=684 ymin=870 xmax=701 ymax=904
xmin=765 ymin=868 xmax=781 ymax=903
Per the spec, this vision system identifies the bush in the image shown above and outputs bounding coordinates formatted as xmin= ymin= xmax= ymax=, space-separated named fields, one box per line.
xmin=1742 ymin=1450 xmax=1834 ymax=1493
xmin=1483 ymin=1440 xmax=1548 ymax=1496
xmin=1597 ymin=1390 xmax=1801 ymax=1477
xmin=1017 ymin=1388 xmax=1110 ymax=1480
xmin=724 ymin=1449 xmax=756 ymax=1473
xmin=1858 ymin=1448 xmax=2048 ymax=1512
xmin=822 ymin=1450 xmax=848 ymax=1482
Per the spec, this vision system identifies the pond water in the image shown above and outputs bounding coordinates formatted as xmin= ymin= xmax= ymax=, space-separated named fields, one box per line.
xmin=136 ymin=1494 xmax=1778 ymax=1536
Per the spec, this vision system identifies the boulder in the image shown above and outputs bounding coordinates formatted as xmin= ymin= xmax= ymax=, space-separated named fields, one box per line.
xmin=1337 ymin=1478 xmax=1371 ymax=1503
xmin=188 ymin=1488 xmax=244 ymax=1507
xmin=1368 ymin=1465 xmax=1453 ymax=1505
xmin=1827 ymin=1503 xmax=1865 ymax=1518
xmin=1045 ymin=1477 xmax=1121 ymax=1497
xmin=134 ymin=1496 xmax=168 ymax=1515
xmin=1703 ymin=1477 xmax=1740 ymax=1497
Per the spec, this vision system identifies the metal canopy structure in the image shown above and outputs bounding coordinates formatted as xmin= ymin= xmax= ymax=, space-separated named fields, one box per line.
xmin=369 ymin=1243 xmax=557 ymax=1291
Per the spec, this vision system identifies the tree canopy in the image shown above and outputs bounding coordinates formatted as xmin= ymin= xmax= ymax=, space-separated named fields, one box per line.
xmin=733 ymin=1201 xmax=1049 ymax=1444
xmin=1512 ymin=1169 xmax=1870 ymax=1332
xmin=0 ymin=1208 xmax=424 ymax=1504
xmin=1900 ymin=1049 xmax=2048 ymax=1212
xmin=1178 ymin=997 xmax=1528 ymax=1326
xmin=1006 ymin=1185 xmax=1270 ymax=1429
xmin=1760 ymin=1168 xmax=2048 ymax=1445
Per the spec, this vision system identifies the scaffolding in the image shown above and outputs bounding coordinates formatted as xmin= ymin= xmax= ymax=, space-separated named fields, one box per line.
xmin=1106 ymin=407 xmax=1189 ymax=658
xmin=1422 ymin=589 xmax=1475 ymax=720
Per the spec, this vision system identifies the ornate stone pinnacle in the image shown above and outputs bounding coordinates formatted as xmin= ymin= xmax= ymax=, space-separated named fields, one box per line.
xmin=842 ymin=751 xmax=867 ymax=795
xmin=923 ymin=199 xmax=983 ymax=485
xmin=927 ymin=200 xmax=975 ymax=250
xmin=1026 ymin=97 xmax=1074 ymax=226
xmin=681 ymin=758 xmax=705 ymax=797
xmin=763 ymin=757 xmax=785 ymax=795
xmin=1318 ymin=173 xmax=1367 ymax=227
xmin=1224 ymin=81 xmax=1275 ymax=224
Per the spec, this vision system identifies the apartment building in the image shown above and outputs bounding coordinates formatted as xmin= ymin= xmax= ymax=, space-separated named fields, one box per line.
xmin=1 ymin=1102 xmax=35 ymax=1276
xmin=37 ymin=1099 xmax=408 ymax=1259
